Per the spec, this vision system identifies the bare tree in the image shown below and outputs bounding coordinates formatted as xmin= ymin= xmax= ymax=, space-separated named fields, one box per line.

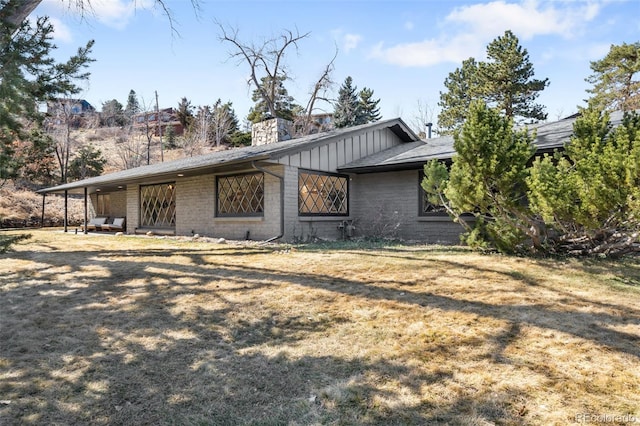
xmin=218 ymin=23 xmax=337 ymax=135
xmin=114 ymin=127 xmax=145 ymax=170
xmin=410 ymin=99 xmax=436 ymax=139
xmin=45 ymin=98 xmax=80 ymax=184
xmin=0 ymin=0 xmax=200 ymax=33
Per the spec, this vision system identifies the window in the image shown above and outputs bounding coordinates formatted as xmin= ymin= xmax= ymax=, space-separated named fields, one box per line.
xmin=419 ymin=171 xmax=448 ymax=216
xmin=96 ymin=193 xmax=110 ymax=216
xmin=299 ymin=170 xmax=348 ymax=216
xmin=140 ymin=183 xmax=176 ymax=228
xmin=216 ymin=172 xmax=264 ymax=217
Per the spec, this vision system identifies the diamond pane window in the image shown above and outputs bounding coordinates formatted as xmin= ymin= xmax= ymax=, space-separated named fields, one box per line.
xmin=140 ymin=183 xmax=176 ymax=228
xmin=419 ymin=171 xmax=447 ymax=216
xmin=217 ymin=172 xmax=264 ymax=217
xmin=299 ymin=170 xmax=348 ymax=216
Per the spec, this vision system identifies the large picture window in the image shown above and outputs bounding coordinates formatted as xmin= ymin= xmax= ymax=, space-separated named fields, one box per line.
xmin=216 ymin=172 xmax=264 ymax=217
xmin=140 ymin=182 xmax=176 ymax=228
xmin=418 ymin=171 xmax=448 ymax=216
xmin=299 ymin=170 xmax=348 ymax=216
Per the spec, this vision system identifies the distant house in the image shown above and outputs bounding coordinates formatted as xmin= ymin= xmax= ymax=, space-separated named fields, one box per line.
xmin=46 ymin=98 xmax=95 ymax=116
xmin=132 ymin=108 xmax=184 ymax=136
xmin=37 ymin=112 xmax=629 ymax=244
xmin=45 ymin=98 xmax=97 ymax=128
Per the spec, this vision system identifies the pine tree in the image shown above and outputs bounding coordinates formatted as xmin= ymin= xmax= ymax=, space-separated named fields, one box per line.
xmin=247 ymin=76 xmax=297 ymax=124
xmin=333 ymin=76 xmax=360 ymax=128
xmin=0 ymin=14 xmax=93 ymax=183
xmin=176 ymin=97 xmax=194 ymax=129
xmin=437 ymin=58 xmax=479 ymax=134
xmin=586 ymin=42 xmax=640 ymax=112
xmin=438 ymin=31 xmax=548 ymax=133
xmin=68 ymin=144 xmax=106 ymax=181
xmin=124 ymin=90 xmax=140 ymax=123
xmin=358 ymin=87 xmax=381 ymax=124
xmin=479 ymin=30 xmax=548 ymax=122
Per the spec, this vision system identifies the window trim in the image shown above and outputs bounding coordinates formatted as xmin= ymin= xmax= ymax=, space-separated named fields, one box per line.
xmin=215 ymin=171 xmax=265 ymax=218
xmin=298 ymin=169 xmax=349 ymax=217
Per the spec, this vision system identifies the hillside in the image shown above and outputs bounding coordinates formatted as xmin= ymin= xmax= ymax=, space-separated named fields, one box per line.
xmin=1 ymin=127 xmax=225 ymax=228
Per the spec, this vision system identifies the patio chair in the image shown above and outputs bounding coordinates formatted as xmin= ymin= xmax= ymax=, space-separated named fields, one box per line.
xmin=102 ymin=217 xmax=126 ymax=232
xmin=82 ymin=217 xmax=108 ymax=231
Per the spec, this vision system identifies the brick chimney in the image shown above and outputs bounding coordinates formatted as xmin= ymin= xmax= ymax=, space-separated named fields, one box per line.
xmin=251 ymin=118 xmax=293 ymax=146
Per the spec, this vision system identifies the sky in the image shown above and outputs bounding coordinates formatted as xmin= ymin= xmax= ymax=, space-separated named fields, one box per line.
xmin=35 ymin=0 xmax=639 ymax=134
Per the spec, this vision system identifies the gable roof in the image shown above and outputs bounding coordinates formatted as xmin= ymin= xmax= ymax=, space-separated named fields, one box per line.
xmin=340 ymin=110 xmax=631 ymax=173
xmin=39 ymin=118 xmax=419 ymax=195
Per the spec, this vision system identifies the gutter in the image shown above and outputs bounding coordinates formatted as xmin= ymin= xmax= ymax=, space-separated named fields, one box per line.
xmin=251 ymin=161 xmax=285 ymax=243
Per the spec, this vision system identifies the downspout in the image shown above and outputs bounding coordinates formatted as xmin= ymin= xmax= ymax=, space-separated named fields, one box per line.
xmin=251 ymin=161 xmax=284 ymax=243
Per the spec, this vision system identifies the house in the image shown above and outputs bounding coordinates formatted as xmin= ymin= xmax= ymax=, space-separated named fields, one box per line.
xmin=133 ymin=107 xmax=184 ymax=136
xmin=47 ymin=98 xmax=96 ymax=116
xmin=37 ymin=112 xmax=629 ymax=244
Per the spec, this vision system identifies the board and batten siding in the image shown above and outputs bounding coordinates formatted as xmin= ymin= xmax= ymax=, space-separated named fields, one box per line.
xmin=276 ymin=127 xmax=402 ymax=172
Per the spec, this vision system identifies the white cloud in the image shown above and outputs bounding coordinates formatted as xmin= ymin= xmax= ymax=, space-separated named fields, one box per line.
xmin=369 ymin=0 xmax=605 ymax=68
xmin=446 ymin=0 xmax=601 ymax=40
xmin=42 ymin=0 xmax=154 ymax=30
xmin=331 ymin=29 xmax=363 ymax=54
xmin=369 ymin=33 xmax=484 ymax=67
xmin=343 ymin=33 xmax=363 ymax=53
xmin=48 ymin=17 xmax=74 ymax=43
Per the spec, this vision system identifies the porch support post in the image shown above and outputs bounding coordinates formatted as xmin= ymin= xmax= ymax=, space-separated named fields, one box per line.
xmin=41 ymin=193 xmax=46 ymax=228
xmin=64 ymin=190 xmax=68 ymax=232
xmin=84 ymin=187 xmax=88 ymax=234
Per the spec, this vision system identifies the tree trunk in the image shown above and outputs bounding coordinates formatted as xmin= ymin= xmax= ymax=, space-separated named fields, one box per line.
xmin=0 ymin=0 xmax=42 ymax=28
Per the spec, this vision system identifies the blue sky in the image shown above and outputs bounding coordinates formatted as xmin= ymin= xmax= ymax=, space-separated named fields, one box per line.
xmin=36 ymin=0 xmax=639 ymax=133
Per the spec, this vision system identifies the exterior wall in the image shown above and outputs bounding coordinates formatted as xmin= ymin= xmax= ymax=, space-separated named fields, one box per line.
xmin=350 ymin=170 xmax=465 ymax=244
xmin=126 ymin=185 xmax=140 ymax=234
xmin=175 ymin=166 xmax=282 ymax=240
xmin=277 ymin=127 xmax=402 ymax=172
xmin=281 ymin=165 xmax=353 ymax=242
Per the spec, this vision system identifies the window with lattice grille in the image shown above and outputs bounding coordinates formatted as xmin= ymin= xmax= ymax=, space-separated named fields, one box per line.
xmin=418 ymin=171 xmax=448 ymax=216
xmin=216 ymin=172 xmax=264 ymax=217
xmin=298 ymin=170 xmax=348 ymax=216
xmin=140 ymin=183 xmax=176 ymax=228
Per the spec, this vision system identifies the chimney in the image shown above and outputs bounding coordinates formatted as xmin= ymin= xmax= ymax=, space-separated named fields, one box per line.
xmin=251 ymin=117 xmax=293 ymax=146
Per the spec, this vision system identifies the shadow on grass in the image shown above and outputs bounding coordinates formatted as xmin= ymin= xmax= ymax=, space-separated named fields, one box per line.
xmin=1 ymin=241 xmax=638 ymax=424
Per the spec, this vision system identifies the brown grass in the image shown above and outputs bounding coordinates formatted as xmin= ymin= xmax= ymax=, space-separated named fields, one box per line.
xmin=1 ymin=230 xmax=639 ymax=425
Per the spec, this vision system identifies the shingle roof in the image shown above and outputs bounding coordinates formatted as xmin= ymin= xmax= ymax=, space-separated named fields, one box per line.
xmin=39 ymin=117 xmax=418 ymax=194
xmin=340 ymin=110 xmax=630 ymax=173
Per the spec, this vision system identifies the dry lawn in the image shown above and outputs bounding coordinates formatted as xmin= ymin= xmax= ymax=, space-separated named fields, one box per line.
xmin=1 ymin=230 xmax=639 ymax=425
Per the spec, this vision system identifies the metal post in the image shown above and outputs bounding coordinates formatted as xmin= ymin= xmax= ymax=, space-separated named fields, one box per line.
xmin=84 ymin=187 xmax=88 ymax=234
xmin=41 ymin=193 xmax=46 ymax=228
xmin=64 ymin=190 xmax=68 ymax=232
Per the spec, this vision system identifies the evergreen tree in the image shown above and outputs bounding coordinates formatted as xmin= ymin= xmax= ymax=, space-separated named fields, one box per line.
xmin=479 ymin=30 xmax=548 ymax=122
xmin=100 ymin=99 xmax=125 ymax=127
xmin=358 ymin=87 xmax=381 ymax=124
xmin=585 ymin=42 xmax=640 ymax=112
xmin=176 ymin=97 xmax=194 ymax=129
xmin=247 ymin=76 xmax=297 ymax=124
xmin=437 ymin=58 xmax=479 ymax=134
xmin=164 ymin=124 xmax=177 ymax=149
xmin=438 ymin=31 xmax=548 ymax=133
xmin=124 ymin=90 xmax=140 ymax=122
xmin=0 ymin=14 xmax=93 ymax=183
xmin=67 ymin=144 xmax=106 ymax=181
xmin=333 ymin=76 xmax=360 ymax=128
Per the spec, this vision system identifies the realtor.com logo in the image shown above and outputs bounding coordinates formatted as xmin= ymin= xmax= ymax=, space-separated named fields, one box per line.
xmin=575 ymin=413 xmax=638 ymax=424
